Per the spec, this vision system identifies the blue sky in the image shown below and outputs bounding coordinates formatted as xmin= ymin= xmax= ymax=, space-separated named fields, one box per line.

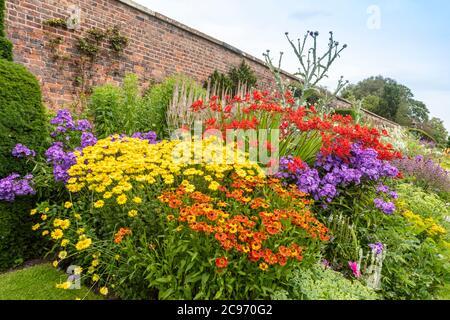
xmin=135 ymin=0 xmax=450 ymax=131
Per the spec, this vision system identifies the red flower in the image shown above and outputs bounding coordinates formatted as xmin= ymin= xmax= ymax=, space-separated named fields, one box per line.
xmin=215 ymin=257 xmax=228 ymax=268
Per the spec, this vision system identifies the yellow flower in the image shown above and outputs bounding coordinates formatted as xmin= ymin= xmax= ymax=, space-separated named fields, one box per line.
xmin=44 ymin=207 xmax=50 ymax=213
xmin=52 ymin=260 xmax=58 ymax=268
xmin=116 ymin=194 xmax=127 ymax=205
xmin=32 ymin=223 xmax=40 ymax=231
xmin=185 ymin=184 xmax=195 ymax=193
xmin=128 ymin=210 xmax=138 ymax=218
xmin=94 ymin=200 xmax=105 ymax=208
xmin=166 ymin=215 xmax=175 ymax=222
xmin=99 ymin=287 xmax=108 ymax=296
xmin=61 ymin=239 xmax=70 ymax=247
xmin=51 ymin=229 xmax=64 ymax=240
xmin=77 ymin=228 xmax=85 ymax=235
xmin=103 ymin=192 xmax=113 ymax=199
xmin=175 ymin=225 xmax=183 ymax=232
xmin=42 ymin=230 xmax=49 ymax=236
xmin=114 ymin=254 xmax=120 ymax=261
xmin=53 ymin=219 xmax=62 ymax=227
xmin=74 ymin=213 xmax=82 ymax=220
xmin=259 ymin=262 xmax=269 ymax=271
xmin=30 ymin=209 xmax=37 ymax=216
xmin=60 ymin=219 xmax=70 ymax=230
xmin=64 ymin=202 xmax=73 ymax=209
xmin=92 ymin=274 xmax=100 ymax=282
xmin=41 ymin=214 xmax=47 ymax=221
xmin=75 ymin=238 xmax=92 ymax=251
xmin=208 ymin=181 xmax=220 ymax=191
xmin=91 ymin=259 xmax=100 ymax=267
xmin=132 ymin=197 xmax=142 ymax=204
xmin=58 ymin=251 xmax=68 ymax=259
xmin=74 ymin=266 xmax=83 ymax=275
xmin=56 ymin=281 xmax=71 ymax=290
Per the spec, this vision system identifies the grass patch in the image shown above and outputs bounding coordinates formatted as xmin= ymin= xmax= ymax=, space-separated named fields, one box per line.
xmin=0 ymin=263 xmax=102 ymax=300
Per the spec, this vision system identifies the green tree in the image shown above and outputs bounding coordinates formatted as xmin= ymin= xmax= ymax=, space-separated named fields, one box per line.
xmin=342 ymin=76 xmax=430 ymax=126
xmin=421 ymin=117 xmax=449 ymax=146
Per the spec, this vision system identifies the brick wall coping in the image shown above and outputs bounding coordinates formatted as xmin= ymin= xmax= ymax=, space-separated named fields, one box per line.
xmin=117 ymin=0 xmax=300 ymax=82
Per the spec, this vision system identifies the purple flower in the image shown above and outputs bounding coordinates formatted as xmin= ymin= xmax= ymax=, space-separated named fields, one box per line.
xmin=80 ymin=132 xmax=97 ymax=148
xmin=277 ymin=143 xmax=400 ymax=204
xmin=131 ymin=131 xmax=158 ymax=144
xmin=368 ymin=242 xmax=384 ymax=255
xmin=76 ymin=119 xmax=93 ymax=132
xmin=374 ymin=198 xmax=396 ymax=215
xmin=0 ymin=173 xmax=35 ymax=202
xmin=393 ymin=156 xmax=449 ymax=193
xmin=377 ymin=184 xmax=389 ymax=194
xmin=389 ymin=191 xmax=398 ymax=199
xmin=12 ymin=144 xmax=36 ymax=158
xmin=50 ymin=110 xmax=75 ymax=130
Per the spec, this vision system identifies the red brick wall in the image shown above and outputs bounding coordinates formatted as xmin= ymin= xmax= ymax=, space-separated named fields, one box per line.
xmin=4 ymin=0 xmax=300 ymax=110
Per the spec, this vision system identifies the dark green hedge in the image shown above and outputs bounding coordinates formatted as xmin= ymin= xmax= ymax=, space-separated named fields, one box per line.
xmin=0 ymin=59 xmax=49 ymax=177
xmin=0 ymin=60 xmax=49 ymax=271
xmin=0 ymin=36 xmax=12 ymax=61
xmin=0 ymin=199 xmax=47 ymax=271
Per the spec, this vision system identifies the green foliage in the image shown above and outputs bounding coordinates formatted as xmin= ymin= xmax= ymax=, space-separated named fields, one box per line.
xmin=89 ymin=74 xmax=144 ymax=137
xmin=421 ymin=117 xmax=449 ymax=147
xmin=0 ymin=36 xmax=12 ymax=61
xmin=342 ymin=76 xmax=429 ymax=125
xmin=0 ymin=59 xmax=49 ymax=177
xmin=273 ymin=264 xmax=378 ymax=300
xmin=146 ymin=75 xmax=206 ymax=138
xmin=395 ymin=183 xmax=449 ymax=221
xmin=43 ymin=18 xmax=68 ymax=29
xmin=0 ymin=0 xmax=12 ymax=61
xmin=0 ymin=264 xmax=102 ymax=300
xmin=0 ymin=0 xmax=5 ymax=36
xmin=228 ymin=61 xmax=257 ymax=90
xmin=0 ymin=60 xmax=49 ymax=271
xmin=0 ymin=199 xmax=47 ymax=271
xmin=206 ymin=61 xmax=257 ymax=95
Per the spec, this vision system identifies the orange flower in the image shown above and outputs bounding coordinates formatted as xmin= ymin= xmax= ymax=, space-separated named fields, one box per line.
xmin=215 ymin=233 xmax=227 ymax=241
xmin=114 ymin=227 xmax=132 ymax=244
xmin=278 ymin=246 xmax=291 ymax=257
xmin=215 ymin=257 xmax=228 ymax=268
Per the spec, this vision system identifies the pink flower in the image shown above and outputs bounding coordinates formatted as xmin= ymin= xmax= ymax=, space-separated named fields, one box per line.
xmin=348 ymin=261 xmax=361 ymax=278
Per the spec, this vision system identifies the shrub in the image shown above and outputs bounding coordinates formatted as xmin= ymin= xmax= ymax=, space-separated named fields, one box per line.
xmin=88 ymin=74 xmax=144 ymax=138
xmin=0 ymin=37 xmax=12 ymax=61
xmin=0 ymin=60 xmax=49 ymax=271
xmin=0 ymin=59 xmax=49 ymax=177
xmin=0 ymin=199 xmax=47 ymax=271
xmin=272 ymin=264 xmax=378 ymax=300
xmin=206 ymin=61 xmax=257 ymax=95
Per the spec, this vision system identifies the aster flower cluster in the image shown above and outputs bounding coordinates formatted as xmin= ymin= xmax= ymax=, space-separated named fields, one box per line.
xmin=131 ymin=131 xmax=158 ymax=144
xmin=12 ymin=144 xmax=36 ymax=158
xmin=276 ymin=144 xmax=399 ymax=205
xmin=46 ymin=110 xmax=97 ymax=182
xmin=373 ymin=184 xmax=397 ymax=215
xmin=0 ymin=173 xmax=35 ymax=202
